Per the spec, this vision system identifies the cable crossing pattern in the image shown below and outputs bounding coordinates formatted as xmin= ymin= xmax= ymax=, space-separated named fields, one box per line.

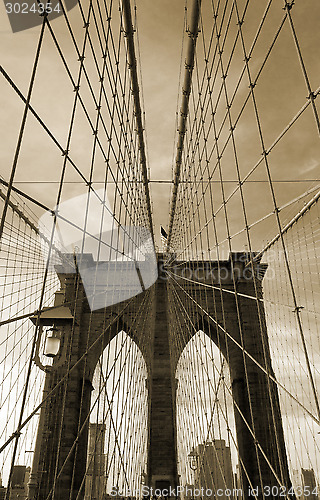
xmin=0 ymin=1 xmax=319 ymax=500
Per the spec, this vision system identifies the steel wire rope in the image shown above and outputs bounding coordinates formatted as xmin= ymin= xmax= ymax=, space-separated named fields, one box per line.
xmin=168 ymin=5 xmax=318 ymax=259
xmin=192 ymin=46 xmax=239 ymax=486
xmin=236 ymin=0 xmax=320 ymax=422
xmin=169 ymin=278 xmax=259 ymax=499
xmin=41 ymin=290 xmax=149 ymax=498
xmin=0 ymin=17 xmax=47 ymax=244
xmin=0 ymin=9 xmax=152 ymax=478
xmin=174 ymin=51 xmax=237 ymax=483
xmin=166 ymin=270 xmax=320 ymax=375
xmin=77 ymin=333 xmax=147 ymax=499
xmin=0 ymin=284 xmax=140 ymax=457
xmin=283 ymin=0 xmax=320 ymax=135
xmin=170 ymin=84 xmax=320 ymax=261
xmin=168 ymin=0 xmax=278 ymax=238
xmin=43 ymin=287 xmax=152 ymax=500
xmin=63 ymin=6 xmax=139 ymax=492
xmin=200 ymin=40 xmax=266 ymax=494
xmin=212 ymin=0 xmax=290 ymax=486
xmin=168 ymin=277 xmax=297 ymax=500
xmin=167 ymin=269 xmax=320 ymax=426
xmin=48 ymin=0 xmax=152 ymax=248
xmin=168 ymin=0 xmax=249 ymax=247
xmin=0 ymin=8 xmax=151 ymax=253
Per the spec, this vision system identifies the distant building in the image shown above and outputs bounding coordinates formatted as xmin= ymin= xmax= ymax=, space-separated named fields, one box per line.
xmin=0 ymin=472 xmax=5 ymax=500
xmin=9 ymin=465 xmax=30 ymax=499
xmin=291 ymin=468 xmax=319 ymax=500
xmin=234 ymin=464 xmax=242 ymax=492
xmin=85 ymin=423 xmax=107 ymax=500
xmin=291 ymin=469 xmax=303 ymax=499
xmin=195 ymin=440 xmax=234 ymax=500
xmin=301 ymin=469 xmax=318 ymax=500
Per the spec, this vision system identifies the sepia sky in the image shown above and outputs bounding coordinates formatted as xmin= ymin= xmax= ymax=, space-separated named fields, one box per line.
xmin=1 ymin=0 xmax=320 ymax=248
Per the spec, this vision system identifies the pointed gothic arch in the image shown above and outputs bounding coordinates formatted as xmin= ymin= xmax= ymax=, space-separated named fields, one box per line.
xmin=175 ymin=330 xmax=237 ymax=497
xmin=167 ymin=257 xmax=293 ymax=499
xmin=85 ymin=330 xmax=148 ymax=499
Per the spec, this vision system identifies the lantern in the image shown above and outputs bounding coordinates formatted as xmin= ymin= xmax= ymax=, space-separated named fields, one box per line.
xmin=188 ymin=448 xmax=199 ymax=471
xmin=30 ymin=298 xmax=73 ymax=371
xmin=43 ymin=326 xmax=61 ymax=358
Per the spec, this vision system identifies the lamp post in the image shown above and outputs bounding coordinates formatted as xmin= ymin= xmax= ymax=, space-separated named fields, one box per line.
xmin=187 ymin=449 xmax=199 ymax=500
xmin=27 ymin=293 xmax=73 ymax=500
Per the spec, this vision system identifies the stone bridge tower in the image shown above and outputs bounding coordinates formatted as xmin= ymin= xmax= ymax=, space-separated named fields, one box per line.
xmin=28 ymin=253 xmax=292 ymax=500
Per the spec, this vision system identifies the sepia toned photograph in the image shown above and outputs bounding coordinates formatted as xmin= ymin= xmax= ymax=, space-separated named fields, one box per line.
xmin=0 ymin=0 xmax=319 ymax=499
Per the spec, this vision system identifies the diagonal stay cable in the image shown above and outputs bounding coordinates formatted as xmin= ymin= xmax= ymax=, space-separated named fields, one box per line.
xmin=0 ymin=20 xmax=46 ymax=244
xmin=167 ymin=270 xmax=320 ymax=426
xmin=0 ymin=291 xmax=144 ymax=455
